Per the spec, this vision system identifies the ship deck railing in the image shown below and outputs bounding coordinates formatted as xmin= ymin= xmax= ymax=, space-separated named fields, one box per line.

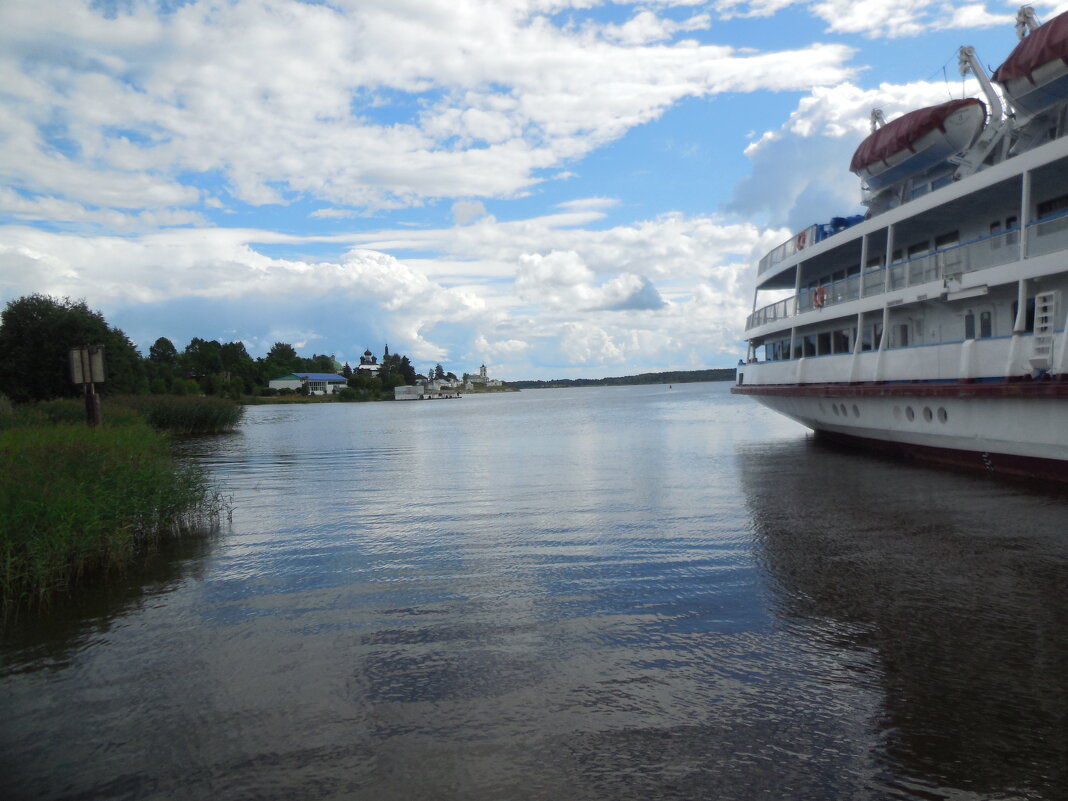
xmin=746 ymin=207 xmax=1068 ymax=331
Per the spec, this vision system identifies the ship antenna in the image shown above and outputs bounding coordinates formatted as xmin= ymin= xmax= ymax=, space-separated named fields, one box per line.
xmin=1015 ymin=6 xmax=1040 ymax=40
xmin=869 ymin=108 xmax=886 ymax=132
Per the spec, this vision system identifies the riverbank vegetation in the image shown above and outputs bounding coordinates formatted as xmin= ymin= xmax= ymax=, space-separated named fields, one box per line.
xmin=508 ymin=368 xmax=737 ymax=389
xmin=0 ymin=294 xmax=424 ymax=404
xmin=0 ymin=412 xmax=227 ymax=614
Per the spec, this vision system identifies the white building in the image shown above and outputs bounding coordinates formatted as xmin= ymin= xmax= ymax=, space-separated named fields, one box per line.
xmin=268 ymin=372 xmax=347 ymax=394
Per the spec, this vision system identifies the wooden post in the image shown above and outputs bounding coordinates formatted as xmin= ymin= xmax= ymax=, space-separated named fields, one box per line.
xmin=70 ymin=345 xmax=105 ymax=427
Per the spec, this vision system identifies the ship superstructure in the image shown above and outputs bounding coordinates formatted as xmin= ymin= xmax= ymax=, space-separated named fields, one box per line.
xmin=733 ymin=7 xmax=1068 ymax=479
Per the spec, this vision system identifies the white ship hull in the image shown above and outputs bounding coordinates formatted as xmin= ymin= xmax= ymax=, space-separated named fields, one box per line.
xmin=742 ymin=383 xmax=1068 ymax=479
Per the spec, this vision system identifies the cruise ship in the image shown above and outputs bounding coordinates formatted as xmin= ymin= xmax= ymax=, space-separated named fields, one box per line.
xmin=733 ymin=7 xmax=1068 ymax=480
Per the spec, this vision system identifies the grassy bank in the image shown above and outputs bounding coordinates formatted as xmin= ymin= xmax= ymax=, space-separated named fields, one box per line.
xmin=0 ymin=423 xmax=226 ymax=612
xmin=0 ymin=395 xmax=237 ymax=614
xmin=5 ymin=395 xmax=244 ymax=434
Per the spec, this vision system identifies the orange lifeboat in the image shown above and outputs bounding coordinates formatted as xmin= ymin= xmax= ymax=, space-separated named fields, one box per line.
xmin=993 ymin=9 xmax=1068 ymax=118
xmin=849 ymin=99 xmax=986 ymax=192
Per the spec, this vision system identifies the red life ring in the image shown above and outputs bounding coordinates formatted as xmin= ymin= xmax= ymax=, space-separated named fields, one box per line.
xmin=796 ymin=231 xmax=806 ymax=250
xmin=813 ymin=286 xmax=826 ymax=308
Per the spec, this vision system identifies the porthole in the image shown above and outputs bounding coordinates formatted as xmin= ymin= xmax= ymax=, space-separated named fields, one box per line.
xmin=906 ymin=406 xmax=915 ymax=422
xmin=937 ymin=407 xmax=948 ymax=423
xmin=832 ymin=404 xmax=840 ymax=416
xmin=852 ymin=404 xmax=860 ymax=418
xmin=923 ymin=406 xmax=933 ymax=422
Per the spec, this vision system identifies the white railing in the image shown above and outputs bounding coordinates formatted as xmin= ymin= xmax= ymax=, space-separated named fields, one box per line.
xmin=744 ymin=223 xmax=1056 ymax=331
xmin=757 ymin=224 xmax=817 ymax=276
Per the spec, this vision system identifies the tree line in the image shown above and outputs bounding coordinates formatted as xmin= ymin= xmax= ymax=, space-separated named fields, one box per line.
xmin=0 ymin=294 xmax=417 ymax=403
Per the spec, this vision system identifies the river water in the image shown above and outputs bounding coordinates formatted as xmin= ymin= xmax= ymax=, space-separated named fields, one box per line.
xmin=2 ymin=382 xmax=1067 ymax=800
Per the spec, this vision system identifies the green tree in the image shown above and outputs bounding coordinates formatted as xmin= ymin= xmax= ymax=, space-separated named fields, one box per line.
xmin=266 ymin=342 xmax=299 ymax=372
xmin=148 ymin=337 xmax=180 ymax=369
xmin=434 ymin=363 xmax=445 ymax=380
xmin=0 ymin=294 xmax=145 ymax=403
xmin=183 ymin=338 xmax=224 ymax=379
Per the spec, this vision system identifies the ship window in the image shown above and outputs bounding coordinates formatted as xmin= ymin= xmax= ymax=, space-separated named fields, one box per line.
xmin=866 ymin=256 xmax=883 ymax=270
xmin=1037 ymin=193 xmax=1068 ymax=219
xmin=894 ymin=324 xmax=909 ymax=348
xmin=980 ymin=311 xmax=992 ymax=338
xmin=833 ymin=329 xmax=851 ymax=353
xmin=935 ymin=231 xmax=959 ymax=248
xmin=802 ymin=335 xmax=817 ymax=357
xmin=817 ymin=331 xmax=832 ymax=355
xmin=892 ymin=249 xmax=902 ymax=262
xmin=781 ymin=339 xmax=792 ymax=360
xmin=1011 ymin=299 xmax=1036 ymax=333
xmin=964 ymin=311 xmax=975 ymax=340
xmin=932 ymin=175 xmax=953 ymax=191
xmin=861 ymin=325 xmax=875 ymax=351
xmin=990 ymin=221 xmax=1002 ymax=249
xmin=874 ymin=323 xmax=884 ymax=349
xmin=846 ymin=264 xmax=860 ymax=277
xmin=907 ymin=241 xmax=929 ymax=258
xmin=910 ymin=184 xmax=928 ymax=199
xmin=1036 ymin=196 xmax=1068 ymax=237
xmin=1005 ymin=215 xmax=1018 ymax=246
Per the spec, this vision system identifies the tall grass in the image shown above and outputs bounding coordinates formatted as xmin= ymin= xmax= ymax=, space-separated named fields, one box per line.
xmin=112 ymin=395 xmax=244 ymax=434
xmin=0 ymin=423 xmax=226 ymax=612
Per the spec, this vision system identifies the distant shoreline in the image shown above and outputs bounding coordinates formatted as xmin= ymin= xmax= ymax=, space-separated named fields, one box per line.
xmin=506 ymin=368 xmax=735 ymax=389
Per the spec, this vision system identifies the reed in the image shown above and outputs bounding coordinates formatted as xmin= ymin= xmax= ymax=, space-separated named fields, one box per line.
xmin=0 ymin=423 xmax=225 ymax=612
xmin=111 ymin=395 xmax=244 ymax=434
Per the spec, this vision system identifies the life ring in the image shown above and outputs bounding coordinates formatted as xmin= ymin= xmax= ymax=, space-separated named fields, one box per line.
xmin=796 ymin=231 xmax=806 ymax=250
xmin=813 ymin=286 xmax=826 ymax=308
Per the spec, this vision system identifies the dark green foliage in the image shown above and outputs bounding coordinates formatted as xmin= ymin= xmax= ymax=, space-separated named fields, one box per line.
xmin=148 ymin=337 xmax=180 ymax=368
xmin=114 ymin=395 xmax=244 ymax=434
xmin=0 ymin=423 xmax=223 ymax=611
xmin=378 ymin=352 xmax=416 ymax=385
xmin=0 ymin=294 xmax=146 ymax=402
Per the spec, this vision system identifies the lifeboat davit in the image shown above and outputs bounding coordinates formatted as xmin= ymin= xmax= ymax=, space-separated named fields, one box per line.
xmin=849 ymin=99 xmax=986 ymax=192
xmin=993 ymin=10 xmax=1068 ymax=118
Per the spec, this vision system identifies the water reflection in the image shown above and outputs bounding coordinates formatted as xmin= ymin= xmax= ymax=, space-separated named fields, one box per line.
xmin=739 ymin=437 xmax=1068 ymax=800
xmin=3 ymin=386 xmax=1067 ymax=800
xmin=0 ymin=533 xmax=214 ymax=677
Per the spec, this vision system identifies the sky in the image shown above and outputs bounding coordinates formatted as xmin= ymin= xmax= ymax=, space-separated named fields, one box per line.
xmin=2 ymin=0 xmax=1066 ymax=380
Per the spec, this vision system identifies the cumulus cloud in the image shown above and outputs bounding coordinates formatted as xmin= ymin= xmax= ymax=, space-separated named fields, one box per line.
xmin=716 ymin=0 xmax=1015 ymax=36
xmin=0 ymin=202 xmax=761 ymax=374
xmin=730 ymin=78 xmax=989 ymax=229
xmin=0 ymin=0 xmax=857 ymax=221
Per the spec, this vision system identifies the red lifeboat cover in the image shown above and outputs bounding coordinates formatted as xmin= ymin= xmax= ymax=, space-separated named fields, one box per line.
xmin=993 ymin=9 xmax=1068 ymax=83
xmin=849 ymin=98 xmax=985 ymax=173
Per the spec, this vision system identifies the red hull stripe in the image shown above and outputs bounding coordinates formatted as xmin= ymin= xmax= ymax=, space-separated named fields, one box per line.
xmin=732 ymin=380 xmax=1068 ymax=399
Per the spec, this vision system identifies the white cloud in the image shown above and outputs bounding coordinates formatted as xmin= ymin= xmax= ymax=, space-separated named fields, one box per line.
xmin=716 ymin=0 xmax=1015 ymax=37
xmin=0 ymin=0 xmax=857 ymax=219
xmin=0 ymin=202 xmax=762 ymax=374
xmin=452 ymin=200 xmax=489 ymax=225
xmin=731 ymin=78 xmax=988 ymax=229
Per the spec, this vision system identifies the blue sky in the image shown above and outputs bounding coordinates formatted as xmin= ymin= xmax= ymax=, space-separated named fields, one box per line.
xmin=2 ymin=0 xmax=1064 ymax=379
